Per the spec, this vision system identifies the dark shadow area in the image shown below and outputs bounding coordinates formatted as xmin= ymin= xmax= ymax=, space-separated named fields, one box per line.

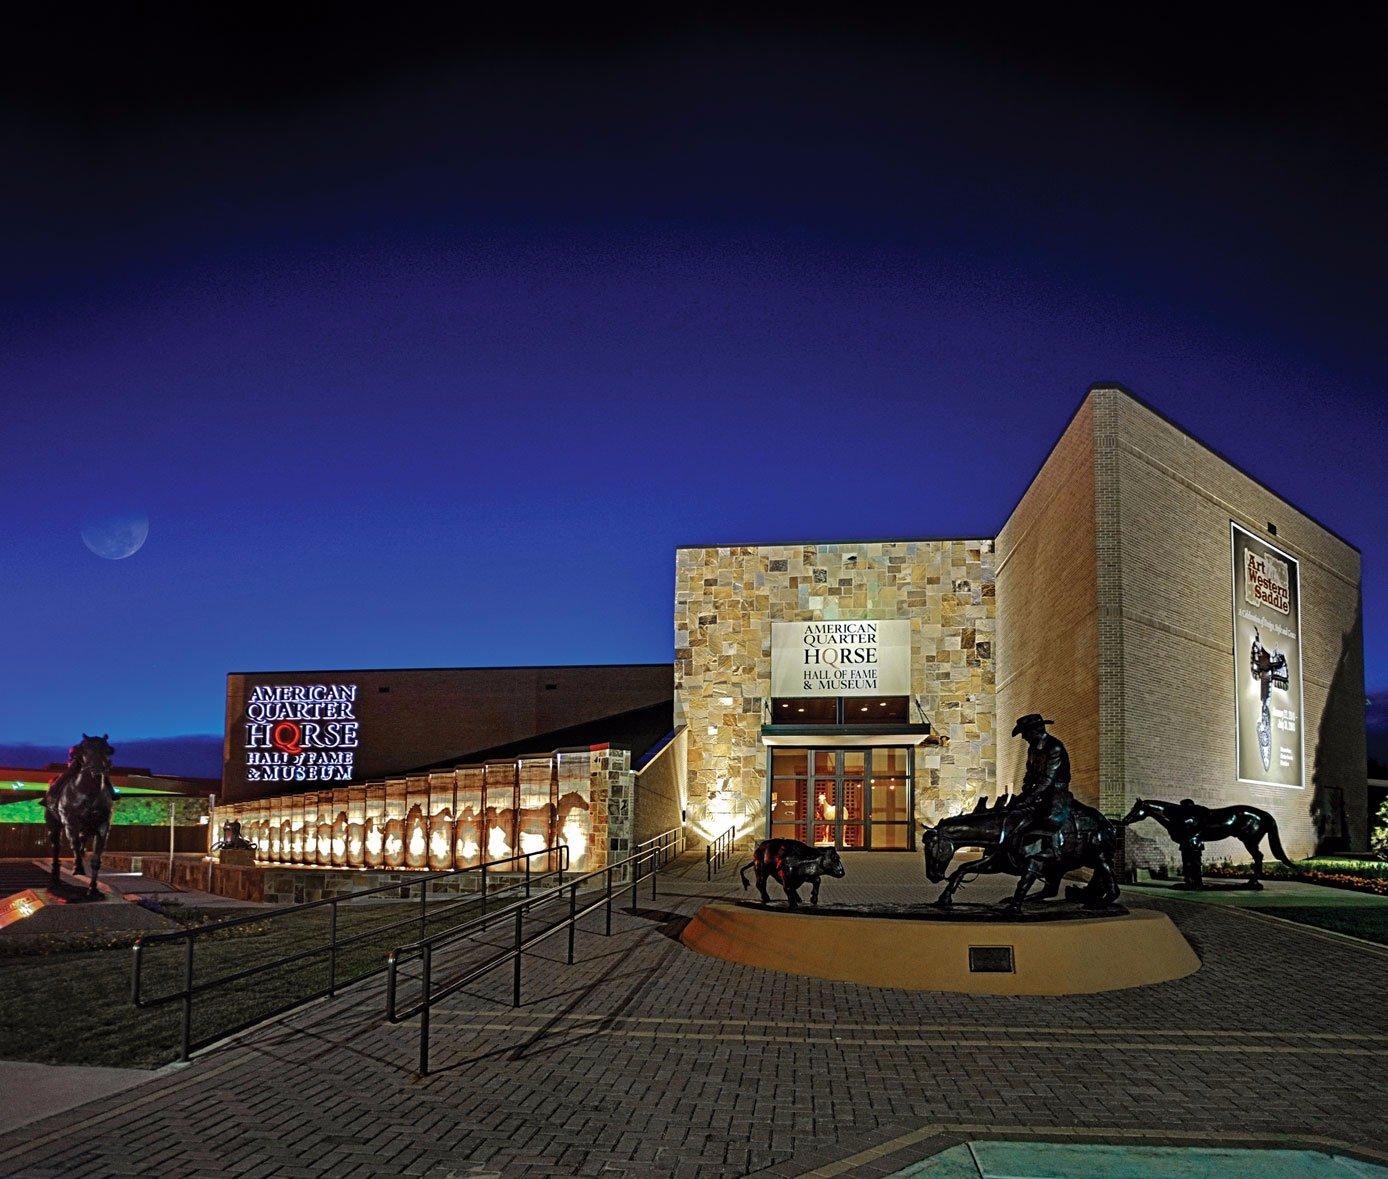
xmin=43 ymin=882 xmax=106 ymax=904
xmin=724 ymin=897 xmax=1127 ymax=921
xmin=633 ymin=908 xmax=690 ymax=941
xmin=1138 ymin=880 xmax=1263 ymax=893
xmin=1311 ymin=589 xmax=1366 ymax=854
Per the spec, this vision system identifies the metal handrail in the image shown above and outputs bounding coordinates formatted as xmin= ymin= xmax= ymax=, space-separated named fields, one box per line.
xmin=386 ymin=824 xmax=685 ymax=1074
xmin=706 ymin=823 xmax=739 ymax=880
xmin=131 ymin=843 xmax=568 ymax=1061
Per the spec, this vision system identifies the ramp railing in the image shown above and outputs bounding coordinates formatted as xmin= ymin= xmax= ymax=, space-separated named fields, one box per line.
xmin=706 ymin=823 xmax=739 ymax=880
xmin=131 ymin=844 xmax=567 ymax=1061
xmin=386 ymin=825 xmax=684 ymax=1074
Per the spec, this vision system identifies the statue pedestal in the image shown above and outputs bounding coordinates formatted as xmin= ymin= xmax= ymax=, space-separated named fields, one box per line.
xmin=218 ymin=848 xmax=255 ymax=867
xmin=680 ymin=901 xmax=1200 ymax=995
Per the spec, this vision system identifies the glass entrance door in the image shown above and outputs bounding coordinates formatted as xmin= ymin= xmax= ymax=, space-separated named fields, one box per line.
xmin=773 ymin=747 xmax=911 ymax=850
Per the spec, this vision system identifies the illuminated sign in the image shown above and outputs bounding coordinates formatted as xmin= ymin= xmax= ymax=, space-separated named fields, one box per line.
xmin=244 ymin=683 xmax=360 ymax=783
xmin=770 ymin=620 xmax=911 ymax=697
xmin=1231 ymin=523 xmax=1303 ymax=788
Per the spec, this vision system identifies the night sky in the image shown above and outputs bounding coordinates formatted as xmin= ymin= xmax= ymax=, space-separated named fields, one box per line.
xmin=3 ymin=12 xmax=1385 ymax=757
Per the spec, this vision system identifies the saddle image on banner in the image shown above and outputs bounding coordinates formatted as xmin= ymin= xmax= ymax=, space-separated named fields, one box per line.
xmin=1230 ymin=522 xmax=1304 ymax=788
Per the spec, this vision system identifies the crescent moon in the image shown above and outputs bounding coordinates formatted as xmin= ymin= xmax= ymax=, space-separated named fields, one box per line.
xmin=81 ymin=513 xmax=150 ymax=560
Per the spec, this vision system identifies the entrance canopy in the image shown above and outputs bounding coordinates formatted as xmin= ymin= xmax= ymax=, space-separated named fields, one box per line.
xmin=760 ymin=724 xmax=935 ymax=747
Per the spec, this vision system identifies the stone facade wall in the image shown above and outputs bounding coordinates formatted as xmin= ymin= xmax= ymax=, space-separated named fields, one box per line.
xmin=994 ymin=399 xmax=1103 ymax=809
xmin=675 ymin=541 xmax=996 ymax=835
xmin=1094 ymin=387 xmax=1366 ymax=863
xmin=104 ymin=852 xmax=550 ymax=904
xmin=590 ymin=746 xmax=635 ymax=872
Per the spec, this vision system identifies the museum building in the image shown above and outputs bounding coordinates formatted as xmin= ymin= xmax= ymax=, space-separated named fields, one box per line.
xmin=215 ymin=385 xmax=1368 ymax=875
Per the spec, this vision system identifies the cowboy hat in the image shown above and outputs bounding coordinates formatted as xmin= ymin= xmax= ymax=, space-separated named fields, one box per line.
xmin=1011 ymin=713 xmax=1055 ymax=736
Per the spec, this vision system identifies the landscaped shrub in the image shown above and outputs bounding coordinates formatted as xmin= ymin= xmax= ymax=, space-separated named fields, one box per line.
xmin=1372 ymin=798 xmax=1388 ymax=856
xmin=1203 ymin=856 xmax=1388 ymax=895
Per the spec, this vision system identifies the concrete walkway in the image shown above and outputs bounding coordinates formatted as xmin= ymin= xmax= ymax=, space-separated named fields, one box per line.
xmin=883 ymin=1140 xmax=1388 ymax=1177
xmin=0 ymin=1061 xmax=166 ymax=1137
xmin=35 ymin=859 xmax=265 ymax=908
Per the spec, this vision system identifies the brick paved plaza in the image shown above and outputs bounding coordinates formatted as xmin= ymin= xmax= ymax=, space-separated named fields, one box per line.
xmin=0 ymin=853 xmax=1385 ymax=1177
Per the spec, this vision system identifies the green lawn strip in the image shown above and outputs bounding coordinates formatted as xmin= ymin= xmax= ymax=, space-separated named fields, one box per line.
xmin=0 ymin=894 xmax=512 ymax=1068
xmin=1129 ymin=877 xmax=1388 ymax=946
xmin=0 ymin=796 xmax=197 ymax=824
xmin=1253 ymin=905 xmax=1388 ymax=946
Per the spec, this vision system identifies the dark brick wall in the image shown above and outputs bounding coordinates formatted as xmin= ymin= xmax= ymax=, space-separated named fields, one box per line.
xmin=222 ymin=664 xmax=672 ymax=803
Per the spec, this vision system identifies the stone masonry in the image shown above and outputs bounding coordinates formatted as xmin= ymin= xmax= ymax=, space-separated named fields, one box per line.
xmin=675 ymin=541 xmax=996 ymax=835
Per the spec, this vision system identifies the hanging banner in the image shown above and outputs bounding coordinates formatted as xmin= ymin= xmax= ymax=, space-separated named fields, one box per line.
xmin=1230 ymin=523 xmax=1303 ymax=788
xmin=771 ymin=620 xmax=911 ymax=697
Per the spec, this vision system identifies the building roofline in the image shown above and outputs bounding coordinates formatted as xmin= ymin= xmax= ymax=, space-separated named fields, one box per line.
xmin=225 ymin=662 xmax=674 ymax=677
xmin=675 ymin=534 xmax=993 ymax=551
xmin=999 ymin=382 xmax=1360 ymax=554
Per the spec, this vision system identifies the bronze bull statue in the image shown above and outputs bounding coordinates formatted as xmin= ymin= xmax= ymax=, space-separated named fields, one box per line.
xmin=740 ymin=838 xmax=845 ymax=908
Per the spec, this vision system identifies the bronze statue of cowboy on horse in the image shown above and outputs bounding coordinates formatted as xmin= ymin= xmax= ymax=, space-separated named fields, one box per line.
xmin=920 ymin=714 xmax=1121 ymax=912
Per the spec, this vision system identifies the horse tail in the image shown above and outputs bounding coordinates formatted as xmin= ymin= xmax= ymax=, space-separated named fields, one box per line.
xmin=739 ymin=860 xmax=755 ymax=890
xmin=1265 ymin=819 xmax=1297 ymax=869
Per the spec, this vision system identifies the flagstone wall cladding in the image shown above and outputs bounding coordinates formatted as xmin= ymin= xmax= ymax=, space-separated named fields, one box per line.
xmin=590 ymin=746 xmax=634 ymax=871
xmin=675 ymin=541 xmax=997 ymax=834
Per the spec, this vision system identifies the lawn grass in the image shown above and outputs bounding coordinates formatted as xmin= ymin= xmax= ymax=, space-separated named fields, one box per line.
xmin=1131 ymin=874 xmax=1388 ymax=947
xmin=0 ymin=891 xmax=508 ymax=1068
xmin=1254 ymin=905 xmax=1388 ymax=946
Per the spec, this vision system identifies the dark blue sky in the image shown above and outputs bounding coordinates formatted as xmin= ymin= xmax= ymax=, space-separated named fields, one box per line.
xmin=3 ymin=14 xmax=1384 ymax=751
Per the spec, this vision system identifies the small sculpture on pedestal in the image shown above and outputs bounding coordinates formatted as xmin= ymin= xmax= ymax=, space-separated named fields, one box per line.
xmin=921 ymin=715 xmax=1121 ymax=912
xmin=1121 ymin=798 xmax=1297 ymax=889
xmin=213 ymin=819 xmax=258 ymax=866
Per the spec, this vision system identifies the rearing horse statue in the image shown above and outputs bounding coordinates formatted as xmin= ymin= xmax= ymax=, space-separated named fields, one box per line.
xmin=43 ymin=734 xmax=117 ymax=897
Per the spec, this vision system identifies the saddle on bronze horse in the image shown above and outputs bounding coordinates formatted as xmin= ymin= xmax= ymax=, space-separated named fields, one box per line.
xmin=921 ymin=792 xmax=1121 ymax=912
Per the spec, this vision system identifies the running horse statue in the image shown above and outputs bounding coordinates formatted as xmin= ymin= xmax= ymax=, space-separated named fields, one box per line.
xmin=43 ymin=734 xmax=118 ymax=896
xmin=1121 ymin=797 xmax=1297 ymax=889
xmin=921 ymin=793 xmax=1122 ymax=912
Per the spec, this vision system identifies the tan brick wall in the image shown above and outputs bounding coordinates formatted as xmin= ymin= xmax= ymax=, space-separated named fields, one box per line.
xmin=995 ymin=399 xmax=1102 ymax=808
xmin=1095 ymin=387 xmax=1366 ymax=862
xmin=632 ymin=727 xmax=686 ymax=848
xmin=674 ymin=541 xmax=996 ymax=837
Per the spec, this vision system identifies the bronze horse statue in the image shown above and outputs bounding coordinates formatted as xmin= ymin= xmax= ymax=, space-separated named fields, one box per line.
xmin=1121 ymin=797 xmax=1296 ymax=889
xmin=43 ymin=734 xmax=117 ymax=897
xmin=922 ymin=793 xmax=1121 ymax=912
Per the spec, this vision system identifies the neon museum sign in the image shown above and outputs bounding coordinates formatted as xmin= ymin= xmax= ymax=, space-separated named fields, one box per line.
xmin=244 ymin=683 xmax=360 ymax=783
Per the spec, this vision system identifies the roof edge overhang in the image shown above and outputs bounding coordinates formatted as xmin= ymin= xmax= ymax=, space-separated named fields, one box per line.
xmin=761 ymin=724 xmax=936 ymax=747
